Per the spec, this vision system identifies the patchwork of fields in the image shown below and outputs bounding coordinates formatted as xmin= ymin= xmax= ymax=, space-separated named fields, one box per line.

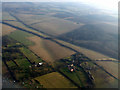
xmin=2 ymin=18 xmax=118 ymax=88
xmin=2 ymin=3 xmax=118 ymax=88
xmin=2 ymin=36 xmax=53 ymax=88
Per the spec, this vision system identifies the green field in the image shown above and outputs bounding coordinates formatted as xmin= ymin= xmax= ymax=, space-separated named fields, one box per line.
xmin=6 ymin=60 xmax=16 ymax=68
xmin=14 ymin=58 xmax=31 ymax=69
xmin=53 ymin=53 xmax=94 ymax=87
xmin=8 ymin=30 xmax=34 ymax=46
xmin=20 ymin=47 xmax=43 ymax=63
xmin=34 ymin=72 xmax=76 ymax=88
xmin=60 ymin=67 xmax=89 ymax=87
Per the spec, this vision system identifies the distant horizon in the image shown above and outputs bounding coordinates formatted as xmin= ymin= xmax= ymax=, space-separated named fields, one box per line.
xmin=2 ymin=0 xmax=119 ymax=12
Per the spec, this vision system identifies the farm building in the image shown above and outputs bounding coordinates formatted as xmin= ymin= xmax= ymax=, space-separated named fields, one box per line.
xmin=68 ymin=64 xmax=75 ymax=72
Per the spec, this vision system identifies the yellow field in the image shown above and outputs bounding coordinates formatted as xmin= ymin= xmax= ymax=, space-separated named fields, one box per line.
xmin=2 ymin=24 xmax=16 ymax=36
xmin=28 ymin=36 xmax=75 ymax=63
xmin=34 ymin=72 xmax=76 ymax=88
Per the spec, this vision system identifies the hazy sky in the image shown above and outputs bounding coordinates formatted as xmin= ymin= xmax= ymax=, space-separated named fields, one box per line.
xmin=2 ymin=0 xmax=119 ymax=12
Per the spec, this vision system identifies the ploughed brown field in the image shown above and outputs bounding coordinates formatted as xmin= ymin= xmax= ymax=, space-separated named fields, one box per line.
xmin=28 ymin=36 xmax=75 ymax=63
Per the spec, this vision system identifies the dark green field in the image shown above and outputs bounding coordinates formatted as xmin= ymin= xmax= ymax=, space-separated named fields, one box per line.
xmin=8 ymin=30 xmax=34 ymax=46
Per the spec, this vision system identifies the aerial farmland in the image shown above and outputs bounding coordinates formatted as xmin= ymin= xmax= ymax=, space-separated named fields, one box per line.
xmin=2 ymin=2 xmax=118 ymax=89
